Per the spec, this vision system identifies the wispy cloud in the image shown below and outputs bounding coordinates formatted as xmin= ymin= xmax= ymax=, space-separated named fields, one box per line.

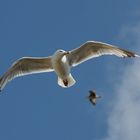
xmin=102 ymin=22 xmax=140 ymax=140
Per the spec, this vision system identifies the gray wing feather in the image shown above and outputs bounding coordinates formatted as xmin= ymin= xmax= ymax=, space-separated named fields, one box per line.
xmin=0 ymin=57 xmax=53 ymax=90
xmin=68 ymin=41 xmax=138 ymax=67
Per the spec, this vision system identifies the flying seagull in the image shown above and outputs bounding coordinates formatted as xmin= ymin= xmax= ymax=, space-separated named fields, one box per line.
xmin=87 ymin=90 xmax=101 ymax=106
xmin=0 ymin=41 xmax=139 ymax=91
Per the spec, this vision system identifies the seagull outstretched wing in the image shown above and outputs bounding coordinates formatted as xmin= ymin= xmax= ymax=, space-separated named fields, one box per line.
xmin=0 ymin=57 xmax=53 ymax=90
xmin=68 ymin=41 xmax=138 ymax=67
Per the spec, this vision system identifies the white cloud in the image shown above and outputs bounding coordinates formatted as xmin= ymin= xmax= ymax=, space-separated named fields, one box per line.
xmin=102 ymin=22 xmax=140 ymax=140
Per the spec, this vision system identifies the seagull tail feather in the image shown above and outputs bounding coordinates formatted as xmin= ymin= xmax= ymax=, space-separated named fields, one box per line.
xmin=58 ymin=74 xmax=76 ymax=88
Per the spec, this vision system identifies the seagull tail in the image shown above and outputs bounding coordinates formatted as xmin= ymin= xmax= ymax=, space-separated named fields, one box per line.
xmin=58 ymin=74 xmax=76 ymax=88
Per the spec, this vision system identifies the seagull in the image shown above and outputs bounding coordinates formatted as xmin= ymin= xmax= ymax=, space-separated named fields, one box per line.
xmin=87 ymin=90 xmax=101 ymax=106
xmin=0 ymin=41 xmax=139 ymax=91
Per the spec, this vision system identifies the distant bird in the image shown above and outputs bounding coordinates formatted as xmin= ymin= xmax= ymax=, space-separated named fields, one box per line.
xmin=0 ymin=41 xmax=139 ymax=91
xmin=87 ymin=90 xmax=101 ymax=106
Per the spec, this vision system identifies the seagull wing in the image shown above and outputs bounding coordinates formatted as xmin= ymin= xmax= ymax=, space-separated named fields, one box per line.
xmin=0 ymin=57 xmax=53 ymax=90
xmin=90 ymin=99 xmax=96 ymax=106
xmin=68 ymin=41 xmax=138 ymax=67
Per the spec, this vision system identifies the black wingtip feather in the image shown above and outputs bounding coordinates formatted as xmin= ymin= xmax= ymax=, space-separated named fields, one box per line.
xmin=121 ymin=48 xmax=138 ymax=58
xmin=0 ymin=78 xmax=3 ymax=92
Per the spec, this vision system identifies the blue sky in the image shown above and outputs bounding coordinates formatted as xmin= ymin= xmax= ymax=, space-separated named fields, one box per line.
xmin=0 ymin=0 xmax=140 ymax=140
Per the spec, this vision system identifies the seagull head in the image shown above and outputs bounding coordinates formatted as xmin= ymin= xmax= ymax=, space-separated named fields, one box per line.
xmin=54 ymin=49 xmax=70 ymax=56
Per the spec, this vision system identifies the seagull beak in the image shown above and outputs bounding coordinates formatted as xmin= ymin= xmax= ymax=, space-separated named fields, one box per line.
xmin=64 ymin=51 xmax=70 ymax=55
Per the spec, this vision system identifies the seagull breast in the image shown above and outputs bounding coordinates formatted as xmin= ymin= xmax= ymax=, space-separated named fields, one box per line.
xmin=51 ymin=51 xmax=70 ymax=78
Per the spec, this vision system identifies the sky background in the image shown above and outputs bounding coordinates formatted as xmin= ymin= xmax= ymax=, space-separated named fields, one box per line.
xmin=0 ymin=0 xmax=140 ymax=140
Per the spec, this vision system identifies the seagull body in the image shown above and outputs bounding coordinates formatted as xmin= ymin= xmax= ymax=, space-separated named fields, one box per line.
xmin=88 ymin=90 xmax=101 ymax=106
xmin=0 ymin=41 xmax=139 ymax=91
xmin=51 ymin=50 xmax=75 ymax=87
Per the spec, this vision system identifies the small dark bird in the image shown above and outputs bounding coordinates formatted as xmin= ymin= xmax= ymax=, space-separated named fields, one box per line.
xmin=87 ymin=90 xmax=101 ymax=106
